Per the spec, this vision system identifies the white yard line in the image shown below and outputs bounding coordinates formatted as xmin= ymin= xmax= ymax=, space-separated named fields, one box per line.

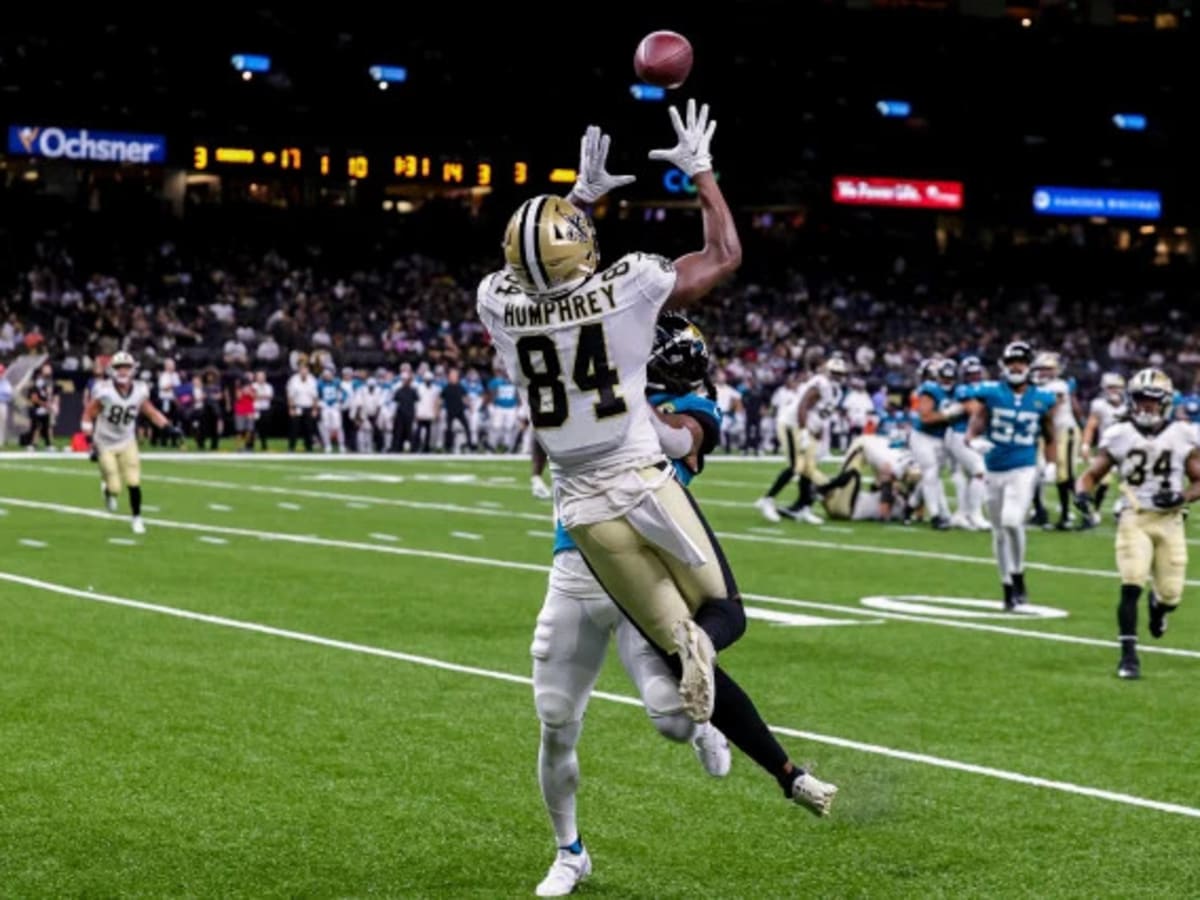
xmin=107 ymin=538 xmax=137 ymax=546
xmin=2 ymin=495 xmax=1198 ymax=660
xmin=277 ymin=502 xmax=303 ymax=511
xmin=18 ymin=538 xmax=47 ymax=548
xmin=1 ymin=569 xmax=1196 ymax=821
xmin=197 ymin=536 xmax=229 ymax=545
xmin=368 ymin=533 xmax=401 ymax=543
xmin=451 ymin=531 xmax=483 ymax=541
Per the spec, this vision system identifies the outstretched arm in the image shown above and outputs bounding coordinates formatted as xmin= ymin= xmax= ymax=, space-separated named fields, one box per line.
xmin=567 ymin=125 xmax=635 ymax=208
xmin=648 ymin=100 xmax=741 ymax=308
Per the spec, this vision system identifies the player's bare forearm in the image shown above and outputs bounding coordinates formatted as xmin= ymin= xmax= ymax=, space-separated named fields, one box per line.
xmin=1080 ymin=417 xmax=1098 ymax=455
xmin=653 ymin=407 xmax=704 ymax=457
xmin=1076 ymin=454 xmax=1111 ymax=494
xmin=966 ymin=406 xmax=987 ymax=440
xmin=667 ymin=173 xmax=741 ymax=308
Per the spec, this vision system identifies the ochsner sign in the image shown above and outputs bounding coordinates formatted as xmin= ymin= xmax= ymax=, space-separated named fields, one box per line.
xmin=833 ymin=175 xmax=964 ymax=210
xmin=7 ymin=125 xmax=166 ymax=164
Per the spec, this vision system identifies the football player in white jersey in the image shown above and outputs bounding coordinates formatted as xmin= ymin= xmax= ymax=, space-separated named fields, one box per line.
xmin=1076 ymin=369 xmax=1200 ymax=679
xmin=1032 ymin=352 xmax=1083 ymax=529
xmin=1079 ymin=372 xmax=1127 ymax=526
xmin=755 ymin=358 xmax=845 ymax=524
xmin=817 ymin=433 xmax=920 ymax=521
xmin=80 ymin=352 xmax=179 ymax=534
xmin=478 ymin=111 xmax=835 ymax=875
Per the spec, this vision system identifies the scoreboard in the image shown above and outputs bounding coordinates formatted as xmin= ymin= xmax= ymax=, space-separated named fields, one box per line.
xmin=191 ymin=143 xmax=574 ymax=187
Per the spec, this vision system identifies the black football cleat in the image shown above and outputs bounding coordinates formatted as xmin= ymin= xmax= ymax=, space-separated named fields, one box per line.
xmin=931 ymin=515 xmax=951 ymax=531
xmin=1116 ymin=655 xmax=1141 ymax=680
xmin=1003 ymin=583 xmax=1016 ymax=612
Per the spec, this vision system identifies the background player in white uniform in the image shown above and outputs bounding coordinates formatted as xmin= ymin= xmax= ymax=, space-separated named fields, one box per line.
xmin=1076 ymin=369 xmax=1200 ymax=680
xmin=80 ymin=352 xmax=178 ymax=534
xmin=1079 ymin=372 xmax=1126 ymax=526
xmin=817 ymin=433 xmax=920 ymax=521
xmin=1033 ymin=352 xmax=1082 ymax=529
xmin=755 ymin=358 xmax=846 ymax=524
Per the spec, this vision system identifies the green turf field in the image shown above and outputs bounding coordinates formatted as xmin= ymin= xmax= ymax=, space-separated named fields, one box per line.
xmin=1 ymin=453 xmax=1198 ymax=898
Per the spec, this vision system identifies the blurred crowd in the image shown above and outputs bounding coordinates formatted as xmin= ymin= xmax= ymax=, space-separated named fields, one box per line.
xmin=2 ymin=214 xmax=1200 ymax=451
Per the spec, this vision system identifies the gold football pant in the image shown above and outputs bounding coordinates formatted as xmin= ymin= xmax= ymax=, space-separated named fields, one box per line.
xmin=567 ymin=470 xmax=737 ymax=653
xmin=775 ymin=422 xmax=826 ymax=484
xmin=1056 ymin=426 xmax=1080 ymax=484
xmin=1116 ymin=510 xmax=1187 ymax=605
xmin=98 ymin=443 xmax=141 ymax=494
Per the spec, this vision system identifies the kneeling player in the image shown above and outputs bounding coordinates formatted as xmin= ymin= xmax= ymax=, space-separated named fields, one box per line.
xmin=81 ymin=352 xmax=179 ymax=534
xmin=818 ymin=434 xmax=919 ymax=521
xmin=532 ymin=313 xmax=836 ymax=897
xmin=1075 ymin=368 xmax=1200 ymax=680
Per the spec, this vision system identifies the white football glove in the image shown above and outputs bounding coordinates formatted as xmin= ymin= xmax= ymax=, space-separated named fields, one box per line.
xmin=648 ymin=98 xmax=716 ymax=177
xmin=571 ymin=125 xmax=636 ymax=204
xmin=968 ymin=436 xmax=994 ymax=455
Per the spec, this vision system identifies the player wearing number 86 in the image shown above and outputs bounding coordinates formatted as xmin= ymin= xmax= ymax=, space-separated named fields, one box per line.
xmin=80 ymin=351 xmax=180 ymax=535
xmin=476 ymin=100 xmax=744 ymax=727
xmin=962 ymin=341 xmax=1058 ymax=611
xmin=1075 ymin=368 xmax=1200 ymax=679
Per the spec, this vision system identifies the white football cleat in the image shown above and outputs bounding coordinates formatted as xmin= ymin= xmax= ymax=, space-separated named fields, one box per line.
xmin=131 ymin=516 xmax=146 ymax=535
xmin=106 ymin=494 xmax=118 ymax=513
xmin=969 ymin=512 xmax=992 ymax=531
xmin=691 ymin=722 xmax=731 ymax=777
xmin=754 ymin=496 xmax=781 ymax=523
xmin=531 ymin=476 xmax=552 ymax=501
xmin=949 ymin=512 xmax=970 ymax=530
xmin=535 ymin=846 xmax=592 ymax=897
xmin=673 ymin=619 xmax=716 ymax=723
xmin=790 ymin=769 xmax=838 ymax=817
xmin=1090 ymin=510 xmax=1102 ymax=527
xmin=795 ymin=506 xmax=824 ymax=525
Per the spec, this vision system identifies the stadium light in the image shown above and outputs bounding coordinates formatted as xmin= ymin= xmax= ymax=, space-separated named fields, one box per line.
xmin=875 ymin=99 xmax=912 ymax=118
xmin=369 ymin=65 xmax=408 ymax=88
xmin=630 ymin=84 xmax=666 ymax=101
xmin=231 ymin=54 xmax=271 ymax=77
xmin=1112 ymin=113 xmax=1147 ymax=131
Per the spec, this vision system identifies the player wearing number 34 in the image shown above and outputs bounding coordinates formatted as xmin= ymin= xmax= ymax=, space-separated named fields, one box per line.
xmin=1075 ymin=368 xmax=1200 ymax=680
xmin=81 ymin=351 xmax=180 ymax=535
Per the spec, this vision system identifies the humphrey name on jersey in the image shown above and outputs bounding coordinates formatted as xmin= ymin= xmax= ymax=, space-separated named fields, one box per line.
xmin=497 ymin=279 xmax=617 ymax=330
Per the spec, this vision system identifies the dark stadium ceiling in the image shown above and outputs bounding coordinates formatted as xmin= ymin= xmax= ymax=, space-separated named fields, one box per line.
xmin=0 ymin=2 xmax=1193 ymax=197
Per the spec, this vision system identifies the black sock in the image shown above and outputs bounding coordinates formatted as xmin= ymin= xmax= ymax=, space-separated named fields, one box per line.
xmin=765 ymin=468 xmax=793 ymax=499
xmin=1012 ymin=571 xmax=1026 ymax=596
xmin=818 ymin=470 xmax=854 ymax=496
xmin=656 ymin=655 xmax=790 ymax=788
xmin=129 ymin=485 xmax=142 ymax=516
xmin=708 ymin=667 xmax=790 ymax=787
xmin=1033 ymin=487 xmax=1047 ymax=520
xmin=1095 ymin=483 xmax=1108 ymax=509
xmin=1119 ymin=583 xmax=1141 ymax=647
xmin=1003 ymin=582 xmax=1014 ymax=606
xmin=788 ymin=476 xmax=814 ymax=511
xmin=694 ymin=598 xmax=747 ymax=652
xmin=1057 ymin=482 xmax=1070 ymax=522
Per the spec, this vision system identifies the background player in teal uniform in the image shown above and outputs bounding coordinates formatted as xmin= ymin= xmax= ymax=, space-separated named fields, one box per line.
xmin=531 ymin=313 xmax=836 ymax=897
xmin=911 ymin=358 xmax=965 ymax=530
xmin=485 ymin=368 xmax=520 ymax=451
xmin=964 ymin=341 xmax=1058 ymax=610
xmin=315 ymin=367 xmax=348 ymax=453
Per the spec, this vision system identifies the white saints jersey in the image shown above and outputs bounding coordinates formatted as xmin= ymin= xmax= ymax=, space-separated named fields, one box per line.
xmin=1089 ymin=395 xmax=1126 ymax=435
xmin=799 ymin=374 xmax=844 ymax=434
xmin=1100 ymin=420 xmax=1198 ymax=511
xmin=858 ymin=434 xmax=910 ymax=475
xmin=774 ymin=387 xmax=802 ymax=432
xmin=1044 ymin=378 xmax=1078 ymax=431
xmin=477 ymin=252 xmax=675 ymax=473
xmin=93 ymin=379 xmax=149 ymax=450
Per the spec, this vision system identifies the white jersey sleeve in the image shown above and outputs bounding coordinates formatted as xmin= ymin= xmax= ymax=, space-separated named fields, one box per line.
xmin=475 ymin=253 xmax=678 ymax=475
xmin=1046 ymin=378 xmax=1078 ymax=431
xmin=1100 ymin=421 xmax=1198 ymax=511
xmin=1088 ymin=397 xmax=1125 ymax=436
xmin=803 ymin=375 xmax=842 ymax=434
xmin=93 ymin=380 xmax=148 ymax=450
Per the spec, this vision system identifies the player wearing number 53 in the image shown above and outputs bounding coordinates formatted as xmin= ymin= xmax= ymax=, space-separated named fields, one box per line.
xmin=962 ymin=341 xmax=1058 ymax=612
xmin=80 ymin=351 xmax=181 ymax=535
xmin=476 ymin=98 xmax=744 ymax=726
xmin=1075 ymin=368 xmax=1200 ymax=680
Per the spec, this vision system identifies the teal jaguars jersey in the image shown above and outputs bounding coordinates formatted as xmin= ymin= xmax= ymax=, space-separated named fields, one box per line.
xmin=962 ymin=380 xmax=1057 ymax=472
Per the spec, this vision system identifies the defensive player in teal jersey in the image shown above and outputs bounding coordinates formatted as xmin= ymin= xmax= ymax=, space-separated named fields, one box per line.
xmin=531 ymin=312 xmax=836 ymax=897
xmin=964 ymin=342 xmax=1058 ymax=610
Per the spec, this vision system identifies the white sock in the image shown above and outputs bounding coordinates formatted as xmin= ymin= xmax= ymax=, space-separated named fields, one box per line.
xmin=992 ymin=527 xmax=1011 ymax=584
xmin=1008 ymin=524 xmax=1026 ymax=574
xmin=951 ymin=469 xmax=967 ymax=515
xmin=539 ymin=721 xmax=582 ymax=847
xmin=968 ymin=477 xmax=987 ymax=519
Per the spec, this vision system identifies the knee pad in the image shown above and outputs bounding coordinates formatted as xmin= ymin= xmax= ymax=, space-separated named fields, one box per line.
xmin=697 ymin=596 xmax=746 ymax=645
xmin=641 ymin=672 xmax=686 ymax=722
xmin=535 ymin=690 xmax=580 ymax=730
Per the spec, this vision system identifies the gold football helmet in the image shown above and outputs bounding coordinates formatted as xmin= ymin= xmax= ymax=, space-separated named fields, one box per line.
xmin=1127 ymin=367 xmax=1173 ymax=432
xmin=110 ymin=350 xmax=136 ymax=386
xmin=1031 ymin=351 xmax=1060 ymax=385
xmin=502 ymin=195 xmax=597 ymax=296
